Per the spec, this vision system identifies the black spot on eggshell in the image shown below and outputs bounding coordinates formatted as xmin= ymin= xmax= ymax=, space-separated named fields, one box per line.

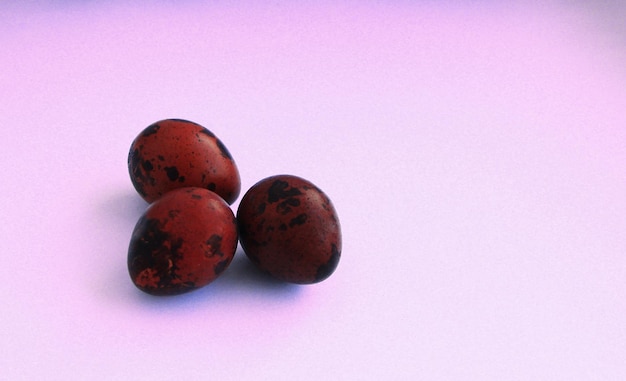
xmin=315 ymin=244 xmax=341 ymax=282
xmin=142 ymin=160 xmax=153 ymax=172
xmin=276 ymin=198 xmax=300 ymax=215
xmin=128 ymin=217 xmax=186 ymax=290
xmin=288 ymin=213 xmax=307 ymax=227
xmin=143 ymin=123 xmax=160 ymax=136
xmin=168 ymin=209 xmax=181 ymax=219
xmin=197 ymin=128 xmax=216 ymax=139
xmin=165 ymin=166 xmax=179 ymax=181
xmin=267 ymin=180 xmax=302 ymax=203
xmin=215 ymin=139 xmax=233 ymax=160
xmin=206 ymin=234 xmax=223 ymax=257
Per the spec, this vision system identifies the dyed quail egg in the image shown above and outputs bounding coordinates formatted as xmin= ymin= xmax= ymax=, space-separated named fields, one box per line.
xmin=128 ymin=187 xmax=238 ymax=295
xmin=236 ymin=175 xmax=341 ymax=284
xmin=128 ymin=118 xmax=241 ymax=204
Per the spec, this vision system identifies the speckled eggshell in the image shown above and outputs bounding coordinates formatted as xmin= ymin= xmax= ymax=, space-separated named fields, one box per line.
xmin=237 ymin=175 xmax=341 ymax=284
xmin=128 ymin=187 xmax=238 ymax=296
xmin=128 ymin=118 xmax=241 ymax=204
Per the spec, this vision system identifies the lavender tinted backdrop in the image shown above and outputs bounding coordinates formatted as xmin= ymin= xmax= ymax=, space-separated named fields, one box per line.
xmin=1 ymin=1 xmax=625 ymax=379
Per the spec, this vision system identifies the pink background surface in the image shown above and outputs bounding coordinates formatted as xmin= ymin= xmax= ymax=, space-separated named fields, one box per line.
xmin=1 ymin=1 xmax=625 ymax=379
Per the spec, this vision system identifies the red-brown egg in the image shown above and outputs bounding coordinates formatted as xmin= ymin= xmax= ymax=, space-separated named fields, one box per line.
xmin=127 ymin=187 xmax=238 ymax=295
xmin=236 ymin=175 xmax=341 ymax=284
xmin=128 ymin=119 xmax=241 ymax=204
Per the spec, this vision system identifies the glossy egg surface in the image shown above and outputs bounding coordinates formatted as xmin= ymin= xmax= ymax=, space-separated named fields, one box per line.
xmin=128 ymin=118 xmax=241 ymax=204
xmin=128 ymin=187 xmax=238 ymax=295
xmin=237 ymin=175 xmax=341 ymax=284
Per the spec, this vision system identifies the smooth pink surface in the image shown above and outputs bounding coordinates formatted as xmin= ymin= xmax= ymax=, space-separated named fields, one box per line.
xmin=1 ymin=1 xmax=625 ymax=379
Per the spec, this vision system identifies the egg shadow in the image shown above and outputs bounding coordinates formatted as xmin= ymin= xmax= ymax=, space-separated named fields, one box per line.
xmin=217 ymin=247 xmax=302 ymax=295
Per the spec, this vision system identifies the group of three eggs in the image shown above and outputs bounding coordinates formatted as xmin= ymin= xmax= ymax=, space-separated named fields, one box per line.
xmin=127 ymin=119 xmax=342 ymax=296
